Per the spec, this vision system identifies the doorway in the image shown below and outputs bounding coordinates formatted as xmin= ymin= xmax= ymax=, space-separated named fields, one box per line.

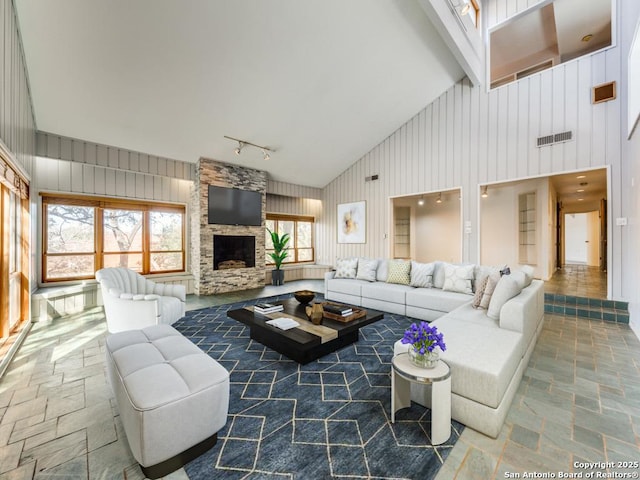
xmin=550 ymin=168 xmax=608 ymax=299
xmin=564 ymin=212 xmax=600 ymax=265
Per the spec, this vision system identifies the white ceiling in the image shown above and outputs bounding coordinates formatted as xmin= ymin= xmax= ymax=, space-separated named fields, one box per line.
xmin=15 ymin=0 xmax=464 ymax=188
xmin=490 ymin=0 xmax=611 ymax=82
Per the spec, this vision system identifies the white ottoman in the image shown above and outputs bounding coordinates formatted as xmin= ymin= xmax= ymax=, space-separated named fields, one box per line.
xmin=105 ymin=324 xmax=229 ymax=479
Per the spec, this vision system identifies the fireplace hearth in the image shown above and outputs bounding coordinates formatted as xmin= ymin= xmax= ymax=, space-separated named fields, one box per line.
xmin=214 ymin=235 xmax=256 ymax=270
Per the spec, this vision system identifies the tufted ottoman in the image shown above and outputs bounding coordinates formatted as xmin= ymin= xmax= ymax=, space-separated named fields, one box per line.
xmin=105 ymin=324 xmax=229 ymax=479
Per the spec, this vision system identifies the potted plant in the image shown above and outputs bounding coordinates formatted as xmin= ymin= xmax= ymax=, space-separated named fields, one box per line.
xmin=267 ymin=228 xmax=290 ymax=286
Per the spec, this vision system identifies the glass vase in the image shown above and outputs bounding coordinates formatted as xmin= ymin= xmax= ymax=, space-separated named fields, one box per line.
xmin=408 ymin=347 xmax=439 ymax=369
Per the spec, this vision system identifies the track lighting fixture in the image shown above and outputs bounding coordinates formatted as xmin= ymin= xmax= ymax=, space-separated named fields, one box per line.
xmin=436 ymin=192 xmax=442 ymax=204
xmin=481 ymin=186 xmax=488 ymax=198
xmin=418 ymin=195 xmax=425 ymax=206
xmin=224 ymin=136 xmax=274 ymax=160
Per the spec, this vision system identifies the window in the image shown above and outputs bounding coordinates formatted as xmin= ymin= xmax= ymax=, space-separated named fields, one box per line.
xmin=466 ymin=0 xmax=479 ymax=28
xmin=265 ymin=214 xmax=314 ymax=265
xmin=0 ymin=151 xmax=29 ymax=340
xmin=42 ymin=194 xmax=185 ymax=282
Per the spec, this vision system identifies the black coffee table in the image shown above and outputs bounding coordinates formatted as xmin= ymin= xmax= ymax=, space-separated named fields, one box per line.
xmin=227 ymin=298 xmax=384 ymax=364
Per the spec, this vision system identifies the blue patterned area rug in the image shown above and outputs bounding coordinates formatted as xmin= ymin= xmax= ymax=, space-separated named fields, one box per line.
xmin=173 ymin=294 xmax=463 ymax=480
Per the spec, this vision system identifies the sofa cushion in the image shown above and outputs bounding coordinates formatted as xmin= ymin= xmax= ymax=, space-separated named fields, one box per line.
xmin=327 ymin=278 xmax=369 ymax=297
xmin=356 ymin=258 xmax=378 ymax=282
xmin=410 ymin=261 xmax=435 ymax=288
xmin=387 ymin=260 xmax=411 ymax=285
xmin=432 ymin=262 xmax=446 ymax=289
xmin=442 ymin=264 xmax=474 ymax=295
xmin=487 ymin=275 xmax=522 ymax=320
xmin=405 ymin=288 xmax=471 ymax=313
xmin=376 ymin=259 xmax=389 ymax=282
xmin=335 ymin=258 xmax=358 ymax=278
xmin=429 ymin=317 xmax=523 ymax=408
xmin=361 ymin=282 xmax=411 ymax=304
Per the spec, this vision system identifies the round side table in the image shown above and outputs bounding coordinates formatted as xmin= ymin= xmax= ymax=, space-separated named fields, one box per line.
xmin=391 ymin=352 xmax=451 ymax=445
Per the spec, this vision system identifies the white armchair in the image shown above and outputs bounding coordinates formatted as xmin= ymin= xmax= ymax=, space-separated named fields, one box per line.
xmin=96 ymin=267 xmax=186 ymax=333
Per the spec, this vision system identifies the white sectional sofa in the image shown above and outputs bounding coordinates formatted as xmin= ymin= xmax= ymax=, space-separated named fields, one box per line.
xmin=324 ymin=258 xmax=544 ymax=438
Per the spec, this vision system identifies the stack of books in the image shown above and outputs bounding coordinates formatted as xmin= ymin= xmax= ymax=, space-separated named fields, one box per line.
xmin=254 ymin=302 xmax=284 ymax=314
xmin=323 ymin=304 xmax=353 ymax=317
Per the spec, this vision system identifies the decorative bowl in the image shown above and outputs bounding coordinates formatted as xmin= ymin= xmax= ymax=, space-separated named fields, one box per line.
xmin=294 ymin=290 xmax=316 ymax=304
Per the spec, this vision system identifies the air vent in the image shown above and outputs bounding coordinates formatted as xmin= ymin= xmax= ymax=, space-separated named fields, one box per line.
xmin=365 ymin=174 xmax=379 ymax=182
xmin=593 ymin=81 xmax=616 ymax=104
xmin=536 ymin=131 xmax=573 ymax=147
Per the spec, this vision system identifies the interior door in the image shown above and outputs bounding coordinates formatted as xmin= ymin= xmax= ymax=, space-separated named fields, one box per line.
xmin=600 ymin=198 xmax=607 ymax=272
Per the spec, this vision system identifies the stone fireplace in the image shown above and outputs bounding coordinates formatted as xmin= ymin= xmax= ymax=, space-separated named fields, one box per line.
xmin=191 ymin=158 xmax=266 ymax=295
xmin=213 ymin=235 xmax=256 ymax=270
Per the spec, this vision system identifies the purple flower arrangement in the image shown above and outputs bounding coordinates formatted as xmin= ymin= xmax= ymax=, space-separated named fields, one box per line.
xmin=401 ymin=321 xmax=446 ymax=355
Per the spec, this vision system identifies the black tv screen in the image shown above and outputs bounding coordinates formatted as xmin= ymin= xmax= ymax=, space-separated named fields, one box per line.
xmin=208 ymin=185 xmax=262 ymax=226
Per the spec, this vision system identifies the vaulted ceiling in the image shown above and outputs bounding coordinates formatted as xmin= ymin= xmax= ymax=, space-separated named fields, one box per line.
xmin=15 ymin=0 xmax=465 ymax=187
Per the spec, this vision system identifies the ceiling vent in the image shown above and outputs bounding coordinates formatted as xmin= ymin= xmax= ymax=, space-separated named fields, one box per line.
xmin=536 ymin=131 xmax=573 ymax=147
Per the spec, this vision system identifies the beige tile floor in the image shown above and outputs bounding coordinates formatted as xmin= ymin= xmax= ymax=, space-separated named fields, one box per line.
xmin=1 ymin=277 xmax=638 ymax=479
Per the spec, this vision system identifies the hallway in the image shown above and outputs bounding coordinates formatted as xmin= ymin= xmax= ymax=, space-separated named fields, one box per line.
xmin=544 ymin=264 xmax=607 ymax=299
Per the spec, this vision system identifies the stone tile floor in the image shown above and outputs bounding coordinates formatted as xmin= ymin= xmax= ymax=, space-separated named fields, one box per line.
xmin=0 ymin=279 xmax=639 ymax=479
xmin=544 ymin=264 xmax=607 ymax=299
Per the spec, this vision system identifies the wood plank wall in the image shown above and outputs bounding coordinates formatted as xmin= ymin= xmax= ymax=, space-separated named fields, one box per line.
xmin=318 ymin=0 xmax=624 ymax=298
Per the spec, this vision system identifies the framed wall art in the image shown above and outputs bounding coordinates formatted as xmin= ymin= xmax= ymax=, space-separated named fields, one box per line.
xmin=337 ymin=201 xmax=366 ymax=244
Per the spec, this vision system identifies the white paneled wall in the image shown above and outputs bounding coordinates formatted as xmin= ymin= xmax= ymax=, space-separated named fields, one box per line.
xmin=1 ymin=0 xmax=37 ymax=290
xmin=0 ymin=0 xmax=36 ymax=177
xmin=267 ymin=180 xmax=322 ymax=200
xmin=318 ymin=0 xmax=624 ymax=298
xmin=266 ymin=194 xmax=323 ymax=218
xmin=36 ymin=132 xmax=194 ymax=181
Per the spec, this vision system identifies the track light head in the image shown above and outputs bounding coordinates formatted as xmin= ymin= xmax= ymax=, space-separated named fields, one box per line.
xmin=436 ymin=193 xmax=442 ymax=204
xmin=418 ymin=196 xmax=425 ymax=206
xmin=234 ymin=142 xmax=244 ymax=155
xmin=262 ymin=149 xmax=270 ymax=161
xmin=481 ymin=186 xmax=488 ymax=198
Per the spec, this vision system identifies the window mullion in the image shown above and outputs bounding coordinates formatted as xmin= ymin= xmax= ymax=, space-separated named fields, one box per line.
xmin=96 ymin=207 xmax=104 ymax=271
xmin=143 ymin=211 xmax=150 ymax=273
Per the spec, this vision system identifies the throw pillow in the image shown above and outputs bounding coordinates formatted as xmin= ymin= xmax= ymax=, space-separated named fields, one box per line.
xmin=386 ymin=260 xmax=411 ymax=285
xmin=356 ymin=258 xmax=378 ymax=282
xmin=474 ymin=265 xmax=499 ymax=292
xmin=376 ymin=259 xmax=389 ymax=282
xmin=334 ymin=257 xmax=358 ymax=279
xmin=442 ymin=263 xmax=475 ymax=295
xmin=480 ymin=271 xmax=501 ymax=309
xmin=472 ymin=276 xmax=489 ymax=309
xmin=487 ymin=275 xmax=523 ymax=320
xmin=521 ymin=265 xmax=535 ymax=287
xmin=410 ymin=261 xmax=435 ymax=288
xmin=432 ymin=261 xmax=446 ymax=289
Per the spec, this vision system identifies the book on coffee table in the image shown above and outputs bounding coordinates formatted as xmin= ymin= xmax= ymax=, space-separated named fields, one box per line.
xmin=254 ymin=303 xmax=284 ymax=314
xmin=323 ymin=304 xmax=353 ymax=316
xmin=266 ymin=317 xmax=300 ymax=330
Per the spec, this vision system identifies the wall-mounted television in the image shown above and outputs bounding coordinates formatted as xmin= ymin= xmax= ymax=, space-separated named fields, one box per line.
xmin=208 ymin=185 xmax=262 ymax=226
